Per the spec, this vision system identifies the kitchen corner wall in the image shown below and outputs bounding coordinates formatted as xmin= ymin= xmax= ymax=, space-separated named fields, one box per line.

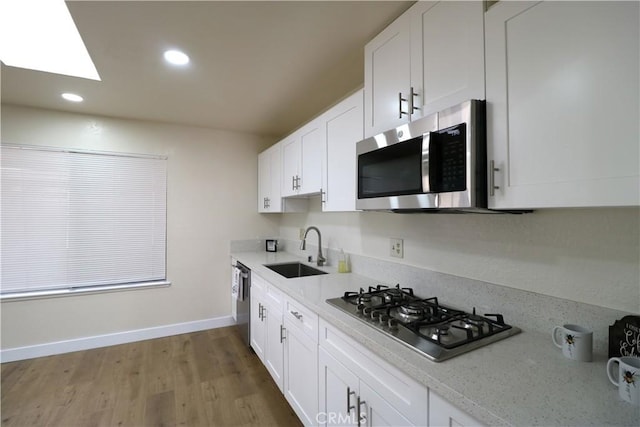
xmin=1 ymin=104 xmax=279 ymax=350
xmin=280 ymin=199 xmax=640 ymax=314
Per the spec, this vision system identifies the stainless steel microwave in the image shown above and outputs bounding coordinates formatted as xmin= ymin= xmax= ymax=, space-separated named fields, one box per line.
xmin=356 ymin=100 xmax=487 ymax=212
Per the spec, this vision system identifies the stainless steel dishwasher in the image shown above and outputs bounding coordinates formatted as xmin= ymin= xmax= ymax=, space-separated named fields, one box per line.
xmin=231 ymin=258 xmax=250 ymax=345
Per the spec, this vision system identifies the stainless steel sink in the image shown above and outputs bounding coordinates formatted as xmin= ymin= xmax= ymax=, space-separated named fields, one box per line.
xmin=264 ymin=262 xmax=328 ymax=279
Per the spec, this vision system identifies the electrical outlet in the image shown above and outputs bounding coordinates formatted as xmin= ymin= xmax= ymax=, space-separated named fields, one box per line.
xmin=299 ymin=228 xmax=306 ymax=240
xmin=390 ymin=238 xmax=403 ymax=258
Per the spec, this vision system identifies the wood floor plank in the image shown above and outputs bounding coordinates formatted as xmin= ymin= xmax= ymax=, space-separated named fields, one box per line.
xmin=1 ymin=326 xmax=302 ymax=427
xmin=145 ymin=390 xmax=176 ymax=427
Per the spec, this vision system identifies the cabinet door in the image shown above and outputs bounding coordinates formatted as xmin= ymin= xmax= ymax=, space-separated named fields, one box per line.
xmin=359 ymin=381 xmax=412 ymax=427
xmin=429 ymin=391 xmax=484 ymax=427
xmin=364 ymin=11 xmax=412 ymax=138
xmin=284 ymin=318 xmax=319 ymax=426
xmin=267 ymin=144 xmax=282 ymax=212
xmin=249 ymin=275 xmax=266 ymax=361
xmin=263 ymin=296 xmax=284 ymax=391
xmin=410 ymin=1 xmax=484 ymax=117
xmin=258 ymin=144 xmax=281 ymax=213
xmin=323 ymin=90 xmax=363 ymax=212
xmin=299 ymin=122 xmax=325 ymax=196
xmin=486 ymin=1 xmax=640 ymax=209
xmin=318 ymin=348 xmax=359 ymax=427
xmin=281 ymin=135 xmax=301 ymax=197
xmin=258 ymin=149 xmax=270 ymax=212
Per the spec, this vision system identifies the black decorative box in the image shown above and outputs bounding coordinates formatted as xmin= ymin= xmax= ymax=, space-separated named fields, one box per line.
xmin=609 ymin=315 xmax=640 ymax=358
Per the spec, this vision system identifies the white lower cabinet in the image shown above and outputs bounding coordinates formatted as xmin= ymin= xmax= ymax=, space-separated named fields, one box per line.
xmin=283 ymin=298 xmax=319 ymax=425
xmin=250 ymin=273 xmax=319 ymax=425
xmin=250 ymin=273 xmax=285 ymax=391
xmin=251 ymin=274 xmax=481 ymax=427
xmin=318 ymin=347 xmax=359 ymax=426
xmin=249 ymin=275 xmax=266 ymax=360
xmin=429 ymin=391 xmax=483 ymax=427
xmin=319 ymin=348 xmax=412 ymax=427
xmin=318 ymin=319 xmax=428 ymax=427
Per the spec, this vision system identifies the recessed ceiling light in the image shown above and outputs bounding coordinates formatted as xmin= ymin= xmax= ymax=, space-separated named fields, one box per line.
xmin=163 ymin=49 xmax=189 ymax=66
xmin=61 ymin=93 xmax=83 ymax=102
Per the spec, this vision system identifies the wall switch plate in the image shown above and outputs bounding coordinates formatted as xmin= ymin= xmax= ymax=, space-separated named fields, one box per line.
xmin=390 ymin=238 xmax=403 ymax=258
xmin=299 ymin=228 xmax=306 ymax=240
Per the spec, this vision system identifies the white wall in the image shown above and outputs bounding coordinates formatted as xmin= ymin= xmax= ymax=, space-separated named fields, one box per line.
xmin=280 ymin=199 xmax=639 ymax=313
xmin=1 ymin=105 xmax=279 ymax=349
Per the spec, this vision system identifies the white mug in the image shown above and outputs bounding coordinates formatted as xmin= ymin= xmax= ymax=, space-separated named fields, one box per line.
xmin=607 ymin=356 xmax=640 ymax=406
xmin=552 ymin=324 xmax=593 ymax=362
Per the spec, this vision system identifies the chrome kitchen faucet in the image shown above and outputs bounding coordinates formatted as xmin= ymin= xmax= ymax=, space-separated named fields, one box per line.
xmin=300 ymin=226 xmax=326 ymax=267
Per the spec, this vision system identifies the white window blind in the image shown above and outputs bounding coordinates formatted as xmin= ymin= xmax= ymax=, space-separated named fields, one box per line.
xmin=1 ymin=144 xmax=167 ymax=296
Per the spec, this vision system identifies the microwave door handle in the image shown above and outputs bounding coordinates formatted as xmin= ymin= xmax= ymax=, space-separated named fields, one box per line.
xmin=421 ymin=132 xmax=431 ymax=193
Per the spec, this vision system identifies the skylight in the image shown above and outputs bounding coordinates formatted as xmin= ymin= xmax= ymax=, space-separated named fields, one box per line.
xmin=0 ymin=0 xmax=101 ymax=81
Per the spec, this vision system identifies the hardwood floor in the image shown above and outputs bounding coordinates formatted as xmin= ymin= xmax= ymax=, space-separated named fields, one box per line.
xmin=1 ymin=326 xmax=303 ymax=427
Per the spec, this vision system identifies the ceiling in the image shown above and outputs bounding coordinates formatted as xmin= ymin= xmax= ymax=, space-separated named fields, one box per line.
xmin=1 ymin=1 xmax=413 ymax=138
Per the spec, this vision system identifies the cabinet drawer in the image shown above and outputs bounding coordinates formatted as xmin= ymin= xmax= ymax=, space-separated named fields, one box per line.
xmin=285 ymin=297 xmax=318 ymax=342
xmin=319 ymin=319 xmax=428 ymax=426
xmin=264 ymin=281 xmax=284 ymax=311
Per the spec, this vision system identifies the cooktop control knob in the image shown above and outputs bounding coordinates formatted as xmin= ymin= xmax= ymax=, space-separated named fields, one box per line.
xmin=388 ymin=318 xmax=398 ymax=330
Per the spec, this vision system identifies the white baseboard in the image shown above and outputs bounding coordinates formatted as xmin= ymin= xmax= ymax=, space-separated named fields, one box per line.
xmin=0 ymin=315 xmax=237 ymax=363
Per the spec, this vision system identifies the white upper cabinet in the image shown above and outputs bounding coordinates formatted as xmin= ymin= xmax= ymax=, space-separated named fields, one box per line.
xmin=486 ymin=1 xmax=640 ymax=209
xmin=364 ymin=11 xmax=413 ymax=137
xmin=322 ymin=89 xmax=364 ymax=212
xmin=364 ymin=1 xmax=485 ymax=138
xmin=300 ymin=122 xmax=325 ymax=196
xmin=258 ymin=143 xmax=282 ymax=213
xmin=410 ymin=0 xmax=485 ymax=117
xmin=281 ymin=133 xmax=302 ymax=198
xmin=281 ymin=122 xmax=325 ymax=197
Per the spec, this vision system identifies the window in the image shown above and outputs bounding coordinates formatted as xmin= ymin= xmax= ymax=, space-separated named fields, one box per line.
xmin=1 ymin=144 xmax=168 ymax=299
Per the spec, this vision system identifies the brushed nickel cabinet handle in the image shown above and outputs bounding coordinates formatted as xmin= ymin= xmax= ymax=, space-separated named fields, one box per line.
xmin=398 ymin=92 xmax=408 ymax=118
xmin=490 ymin=160 xmax=500 ymax=196
xmin=357 ymin=396 xmax=366 ymax=427
xmin=347 ymin=387 xmax=356 ymax=415
xmin=280 ymin=324 xmax=286 ymax=343
xmin=410 ymin=87 xmax=419 ymax=114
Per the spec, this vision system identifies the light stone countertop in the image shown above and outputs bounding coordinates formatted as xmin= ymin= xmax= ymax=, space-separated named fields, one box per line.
xmin=231 ymin=250 xmax=639 ymax=426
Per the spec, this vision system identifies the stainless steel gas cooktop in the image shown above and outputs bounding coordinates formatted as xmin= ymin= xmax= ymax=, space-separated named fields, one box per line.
xmin=326 ymin=284 xmax=520 ymax=362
